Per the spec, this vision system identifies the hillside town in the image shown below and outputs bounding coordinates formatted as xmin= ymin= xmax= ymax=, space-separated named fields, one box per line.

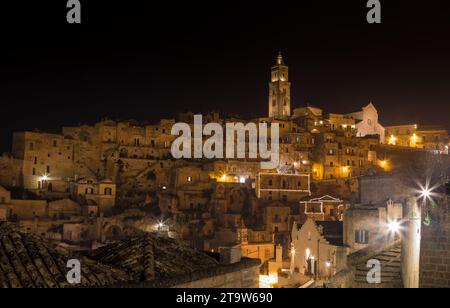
xmin=1 ymin=53 xmax=449 ymax=288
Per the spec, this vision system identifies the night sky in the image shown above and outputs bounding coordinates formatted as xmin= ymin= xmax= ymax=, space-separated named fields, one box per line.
xmin=1 ymin=0 xmax=450 ymax=152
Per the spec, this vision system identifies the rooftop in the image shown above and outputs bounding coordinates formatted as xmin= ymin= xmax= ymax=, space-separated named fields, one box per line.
xmin=0 ymin=222 xmax=130 ymax=288
xmin=0 ymin=223 xmax=260 ymax=288
xmin=89 ymin=234 xmax=260 ymax=287
xmin=316 ymin=221 xmax=344 ymax=246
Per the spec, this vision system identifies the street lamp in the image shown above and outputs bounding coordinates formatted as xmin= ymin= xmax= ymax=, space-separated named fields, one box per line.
xmin=220 ymin=173 xmax=227 ymax=182
xmin=417 ymin=183 xmax=438 ymax=226
xmin=389 ymin=135 xmax=397 ymax=145
xmin=156 ymin=220 xmax=165 ymax=232
xmin=388 ymin=220 xmax=401 ymax=234
xmin=420 ymin=187 xmax=431 ymax=200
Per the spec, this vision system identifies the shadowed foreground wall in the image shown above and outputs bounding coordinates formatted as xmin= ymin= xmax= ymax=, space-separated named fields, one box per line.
xmin=420 ymin=198 xmax=450 ymax=288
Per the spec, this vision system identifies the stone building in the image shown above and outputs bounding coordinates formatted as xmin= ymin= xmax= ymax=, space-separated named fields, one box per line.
xmin=293 ymin=106 xmax=324 ymax=132
xmin=12 ymin=131 xmax=79 ymax=190
xmin=346 ymin=102 xmax=386 ymax=143
xmin=343 ymin=201 xmax=403 ymax=254
xmin=8 ymin=118 xmax=177 ymax=191
xmin=291 ymin=219 xmax=347 ymax=279
xmin=205 ymin=227 xmax=275 ymax=265
xmin=0 ymin=154 xmax=22 ymax=188
xmin=385 ymin=124 xmax=449 ymax=153
xmin=257 ymin=173 xmax=311 ymax=203
xmin=300 ymin=195 xmax=345 ymax=222
xmin=327 ymin=114 xmax=357 ymax=132
xmin=69 ymin=178 xmax=116 ymax=214
xmin=264 ymin=203 xmax=292 ymax=234
xmin=0 ymin=186 xmax=11 ymax=221
xmin=313 ymin=130 xmax=379 ymax=180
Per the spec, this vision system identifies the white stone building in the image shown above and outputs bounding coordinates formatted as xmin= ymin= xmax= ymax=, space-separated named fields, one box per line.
xmin=291 ymin=218 xmax=347 ymax=279
xmin=346 ymin=102 xmax=386 ymax=143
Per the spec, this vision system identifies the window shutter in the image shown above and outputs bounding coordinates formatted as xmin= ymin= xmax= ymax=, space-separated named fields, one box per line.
xmin=355 ymin=230 xmax=360 ymax=243
xmin=364 ymin=231 xmax=370 ymax=244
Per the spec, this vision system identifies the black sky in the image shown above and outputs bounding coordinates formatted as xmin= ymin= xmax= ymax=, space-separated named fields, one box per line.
xmin=1 ymin=0 xmax=450 ymax=152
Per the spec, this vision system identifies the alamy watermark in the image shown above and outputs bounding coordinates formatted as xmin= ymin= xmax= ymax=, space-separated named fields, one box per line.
xmin=171 ymin=115 xmax=280 ymax=169
xmin=64 ymin=1 xmax=380 ymax=25
xmin=367 ymin=0 xmax=381 ymax=24
xmin=66 ymin=0 xmax=81 ymax=24
xmin=366 ymin=259 xmax=382 ymax=284
xmin=66 ymin=259 xmax=81 ymax=285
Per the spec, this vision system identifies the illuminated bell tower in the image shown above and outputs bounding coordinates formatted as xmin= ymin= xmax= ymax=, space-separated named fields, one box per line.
xmin=268 ymin=52 xmax=291 ymax=118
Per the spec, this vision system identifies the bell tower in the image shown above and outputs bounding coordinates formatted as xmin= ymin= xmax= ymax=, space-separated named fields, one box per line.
xmin=268 ymin=52 xmax=291 ymax=118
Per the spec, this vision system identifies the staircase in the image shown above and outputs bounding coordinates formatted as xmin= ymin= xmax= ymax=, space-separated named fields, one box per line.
xmin=353 ymin=244 xmax=403 ymax=288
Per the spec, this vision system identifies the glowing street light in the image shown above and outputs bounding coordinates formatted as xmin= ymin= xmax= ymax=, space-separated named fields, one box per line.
xmin=156 ymin=220 xmax=166 ymax=232
xmin=420 ymin=188 xmax=431 ymax=199
xmin=388 ymin=220 xmax=401 ymax=234
xmin=41 ymin=174 xmax=49 ymax=181
xmin=417 ymin=183 xmax=437 ymax=202
xmin=389 ymin=135 xmax=397 ymax=145
xmin=220 ymin=173 xmax=228 ymax=182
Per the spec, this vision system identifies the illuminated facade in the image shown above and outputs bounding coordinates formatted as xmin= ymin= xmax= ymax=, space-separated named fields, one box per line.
xmin=346 ymin=102 xmax=386 ymax=143
xmin=385 ymin=124 xmax=449 ymax=152
xmin=291 ymin=219 xmax=346 ymax=279
xmin=268 ymin=52 xmax=291 ymax=118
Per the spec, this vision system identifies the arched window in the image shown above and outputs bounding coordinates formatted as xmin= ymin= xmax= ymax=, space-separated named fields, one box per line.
xmin=104 ymin=187 xmax=113 ymax=195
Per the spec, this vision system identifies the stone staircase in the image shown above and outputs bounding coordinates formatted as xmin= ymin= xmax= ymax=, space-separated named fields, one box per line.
xmin=353 ymin=244 xmax=403 ymax=288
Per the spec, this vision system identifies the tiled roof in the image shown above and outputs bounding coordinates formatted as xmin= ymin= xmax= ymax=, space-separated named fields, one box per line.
xmin=89 ymin=234 xmax=219 ymax=283
xmin=0 ymin=223 xmax=130 ymax=288
xmin=0 ymin=223 xmax=258 ymax=288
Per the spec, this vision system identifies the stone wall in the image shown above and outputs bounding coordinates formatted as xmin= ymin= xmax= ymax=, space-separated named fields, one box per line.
xmin=359 ymin=174 xmax=410 ymax=205
xmin=0 ymin=154 xmax=22 ymax=188
xmin=326 ymin=268 xmax=355 ymax=288
xmin=118 ymin=258 xmax=261 ymax=288
xmin=420 ymin=198 xmax=450 ymax=288
xmin=174 ymin=264 xmax=260 ymax=288
xmin=8 ymin=200 xmax=48 ymax=219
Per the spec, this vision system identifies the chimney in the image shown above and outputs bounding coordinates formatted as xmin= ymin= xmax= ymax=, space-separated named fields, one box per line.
xmin=219 ymin=245 xmax=242 ymax=265
xmin=276 ymin=245 xmax=283 ymax=263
